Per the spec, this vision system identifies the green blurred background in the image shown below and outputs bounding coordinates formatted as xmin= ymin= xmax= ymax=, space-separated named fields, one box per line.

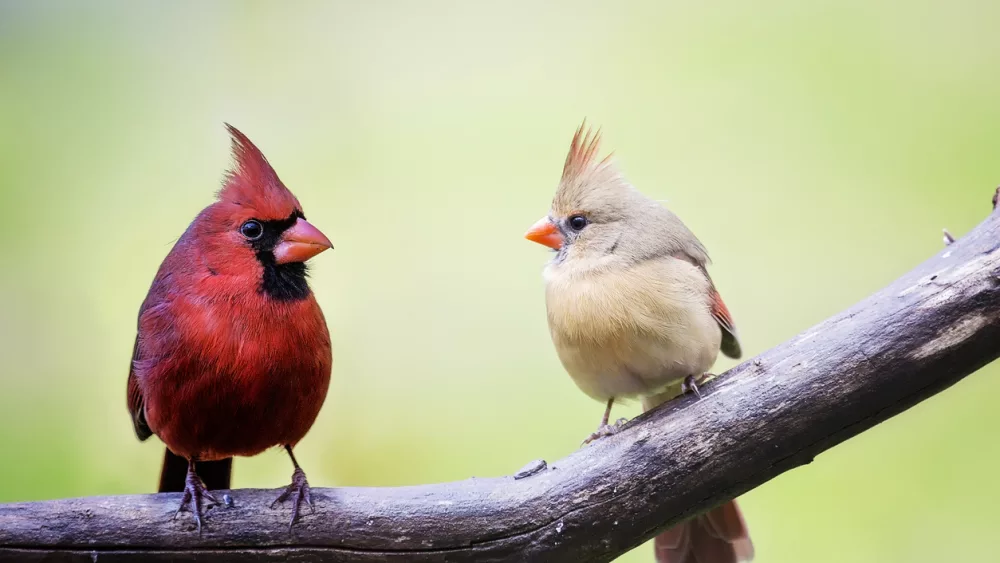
xmin=2 ymin=1 xmax=999 ymax=561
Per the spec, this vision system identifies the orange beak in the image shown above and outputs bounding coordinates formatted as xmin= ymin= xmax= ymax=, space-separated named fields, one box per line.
xmin=524 ymin=216 xmax=564 ymax=250
xmin=273 ymin=218 xmax=333 ymax=264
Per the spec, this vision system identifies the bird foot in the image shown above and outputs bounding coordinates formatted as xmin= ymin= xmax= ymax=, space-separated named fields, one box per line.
xmin=682 ymin=374 xmax=712 ymax=398
xmin=582 ymin=417 xmax=628 ymax=446
xmin=271 ymin=467 xmax=314 ymax=530
xmin=173 ymin=470 xmax=219 ymax=534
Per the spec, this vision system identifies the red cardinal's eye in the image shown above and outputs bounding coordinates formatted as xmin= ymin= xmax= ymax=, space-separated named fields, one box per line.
xmin=568 ymin=215 xmax=588 ymax=231
xmin=240 ymin=220 xmax=264 ymax=240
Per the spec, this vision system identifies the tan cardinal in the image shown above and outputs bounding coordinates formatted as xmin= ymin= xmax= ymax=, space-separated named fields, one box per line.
xmin=525 ymin=123 xmax=753 ymax=563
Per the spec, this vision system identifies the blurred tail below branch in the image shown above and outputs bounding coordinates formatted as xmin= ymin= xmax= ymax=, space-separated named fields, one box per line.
xmin=2 ymin=192 xmax=1000 ymax=562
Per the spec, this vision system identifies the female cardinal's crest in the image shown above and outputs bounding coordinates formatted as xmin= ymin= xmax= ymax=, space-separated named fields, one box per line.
xmin=561 ymin=121 xmax=614 ymax=185
xmin=217 ymin=123 xmax=302 ymax=219
xmin=553 ymin=121 xmax=623 ymax=213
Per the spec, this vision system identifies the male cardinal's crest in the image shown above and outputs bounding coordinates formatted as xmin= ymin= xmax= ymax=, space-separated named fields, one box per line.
xmin=218 ymin=123 xmax=302 ymax=218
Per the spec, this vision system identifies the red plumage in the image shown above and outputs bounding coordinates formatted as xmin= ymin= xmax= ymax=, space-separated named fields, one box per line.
xmin=127 ymin=124 xmax=333 ymax=530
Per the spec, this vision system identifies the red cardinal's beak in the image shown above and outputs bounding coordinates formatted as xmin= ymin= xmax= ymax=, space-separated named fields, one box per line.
xmin=524 ymin=216 xmax=563 ymax=250
xmin=273 ymin=219 xmax=333 ymax=264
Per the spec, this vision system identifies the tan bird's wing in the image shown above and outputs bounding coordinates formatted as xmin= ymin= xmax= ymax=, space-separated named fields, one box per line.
xmin=671 ymin=251 xmax=742 ymax=360
xmin=710 ymin=288 xmax=742 ymax=359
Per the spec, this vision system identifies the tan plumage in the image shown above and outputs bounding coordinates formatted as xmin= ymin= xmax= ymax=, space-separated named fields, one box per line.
xmin=526 ymin=123 xmax=752 ymax=563
xmin=545 ymin=255 xmax=720 ymax=401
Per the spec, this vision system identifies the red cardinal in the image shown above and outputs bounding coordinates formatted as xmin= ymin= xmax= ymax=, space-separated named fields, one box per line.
xmin=126 ymin=124 xmax=333 ymax=531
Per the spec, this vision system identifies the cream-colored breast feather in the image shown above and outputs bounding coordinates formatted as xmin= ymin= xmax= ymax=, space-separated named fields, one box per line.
xmin=544 ymin=254 xmax=721 ymax=401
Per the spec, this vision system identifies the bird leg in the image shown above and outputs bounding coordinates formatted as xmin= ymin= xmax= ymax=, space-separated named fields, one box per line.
xmin=582 ymin=398 xmax=628 ymax=445
xmin=682 ymin=373 xmax=712 ymax=398
xmin=172 ymin=458 xmax=219 ymax=534
xmin=271 ymin=445 xmax=314 ymax=530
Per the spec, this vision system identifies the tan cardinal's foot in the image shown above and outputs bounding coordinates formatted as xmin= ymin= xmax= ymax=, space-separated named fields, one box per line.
xmin=582 ymin=417 xmax=628 ymax=445
xmin=173 ymin=465 xmax=220 ymax=534
xmin=682 ymin=374 xmax=713 ymax=398
xmin=271 ymin=467 xmax=314 ymax=530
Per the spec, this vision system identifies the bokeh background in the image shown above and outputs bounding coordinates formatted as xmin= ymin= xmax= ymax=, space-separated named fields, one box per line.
xmin=2 ymin=1 xmax=999 ymax=561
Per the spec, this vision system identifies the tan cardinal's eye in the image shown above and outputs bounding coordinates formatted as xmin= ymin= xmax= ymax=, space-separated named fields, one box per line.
xmin=240 ymin=220 xmax=264 ymax=240
xmin=568 ymin=215 xmax=588 ymax=231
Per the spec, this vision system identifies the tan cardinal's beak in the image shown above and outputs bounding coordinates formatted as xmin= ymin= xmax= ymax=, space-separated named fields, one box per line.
xmin=273 ymin=219 xmax=333 ymax=264
xmin=524 ymin=216 xmax=564 ymax=250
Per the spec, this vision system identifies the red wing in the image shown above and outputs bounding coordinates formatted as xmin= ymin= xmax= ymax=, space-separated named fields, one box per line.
xmin=127 ymin=262 xmax=175 ymax=442
xmin=127 ymin=335 xmax=153 ymax=441
xmin=711 ymin=289 xmax=742 ymax=359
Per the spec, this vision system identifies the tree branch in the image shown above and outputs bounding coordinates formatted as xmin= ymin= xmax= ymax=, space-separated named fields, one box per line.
xmin=4 ymin=197 xmax=1000 ymax=563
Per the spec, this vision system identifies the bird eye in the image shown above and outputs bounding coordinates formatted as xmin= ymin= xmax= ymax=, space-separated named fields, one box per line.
xmin=568 ymin=215 xmax=589 ymax=231
xmin=240 ymin=220 xmax=264 ymax=240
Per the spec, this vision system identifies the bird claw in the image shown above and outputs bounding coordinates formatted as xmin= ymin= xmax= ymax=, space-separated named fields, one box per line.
xmin=682 ymin=374 xmax=711 ymax=398
xmin=173 ymin=472 xmax=219 ymax=534
xmin=582 ymin=418 xmax=629 ymax=446
xmin=271 ymin=467 xmax=313 ymax=530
